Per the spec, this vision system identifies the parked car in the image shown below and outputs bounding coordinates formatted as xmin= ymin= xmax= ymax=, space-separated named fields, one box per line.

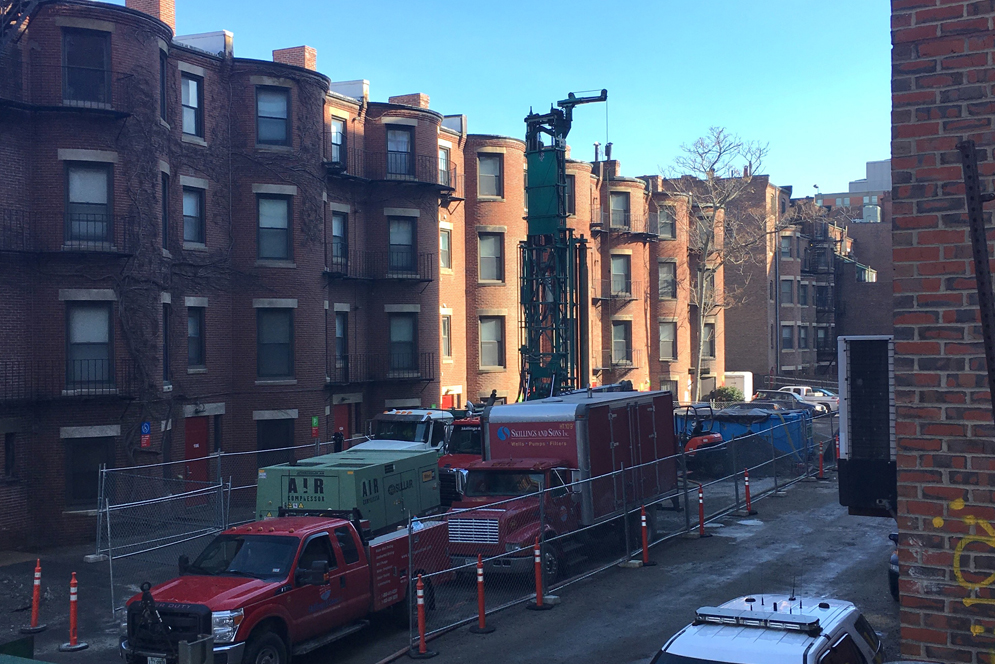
xmin=753 ymin=389 xmax=826 ymax=414
xmin=779 ymin=385 xmax=840 ymax=412
xmin=650 ymin=594 xmax=884 ymax=664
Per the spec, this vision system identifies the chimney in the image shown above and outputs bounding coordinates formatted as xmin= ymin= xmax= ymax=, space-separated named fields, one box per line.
xmin=273 ymin=46 xmax=316 ymax=71
xmin=126 ymin=0 xmax=175 ymax=32
xmin=388 ymin=93 xmax=430 ymax=109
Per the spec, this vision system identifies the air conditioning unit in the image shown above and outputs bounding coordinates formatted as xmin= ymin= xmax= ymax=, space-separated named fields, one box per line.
xmin=837 ymin=335 xmax=896 ymax=518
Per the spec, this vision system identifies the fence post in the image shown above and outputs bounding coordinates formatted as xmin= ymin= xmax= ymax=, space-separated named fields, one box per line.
xmin=771 ymin=428 xmax=784 ymax=497
xmin=681 ymin=449 xmax=691 ymax=534
xmin=620 ymin=465 xmax=630 ymax=560
xmin=407 ymin=514 xmax=414 ymax=651
xmin=94 ymin=464 xmax=105 ymax=556
xmin=105 ymin=504 xmax=115 ymax=620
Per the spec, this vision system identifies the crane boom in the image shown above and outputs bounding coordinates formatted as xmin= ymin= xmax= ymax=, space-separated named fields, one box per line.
xmin=518 ymin=90 xmax=607 ymax=401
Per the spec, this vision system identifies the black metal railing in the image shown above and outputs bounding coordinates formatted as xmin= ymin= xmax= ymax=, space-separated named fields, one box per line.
xmin=326 ymin=352 xmax=435 ymax=384
xmin=323 ymin=144 xmax=463 ymax=195
xmin=595 ymin=210 xmax=657 ymax=235
xmin=324 ymin=248 xmax=434 ymax=281
xmin=595 ymin=349 xmax=643 ymax=372
xmin=596 ymin=278 xmax=641 ymax=302
xmin=1 ymin=61 xmax=134 ymax=113
xmin=0 ymin=358 xmax=139 ymax=402
xmin=0 ymin=209 xmax=132 ymax=253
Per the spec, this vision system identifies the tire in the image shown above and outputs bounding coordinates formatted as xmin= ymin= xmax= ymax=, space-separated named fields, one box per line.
xmin=243 ymin=631 xmax=288 ymax=664
xmin=542 ymin=545 xmax=563 ymax=587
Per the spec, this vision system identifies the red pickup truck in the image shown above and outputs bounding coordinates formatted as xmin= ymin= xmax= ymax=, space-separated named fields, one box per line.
xmin=119 ymin=516 xmax=448 ymax=664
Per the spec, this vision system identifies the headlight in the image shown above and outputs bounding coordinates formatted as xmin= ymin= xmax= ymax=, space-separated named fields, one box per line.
xmin=506 ymin=542 xmax=525 ymax=552
xmin=212 ymin=609 xmax=244 ymax=644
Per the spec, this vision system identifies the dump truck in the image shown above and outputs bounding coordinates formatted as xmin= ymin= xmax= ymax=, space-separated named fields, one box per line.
xmin=120 ymin=516 xmax=449 ymax=664
xmin=255 ymin=448 xmax=441 ymax=534
xmin=446 ymin=389 xmax=678 ymax=579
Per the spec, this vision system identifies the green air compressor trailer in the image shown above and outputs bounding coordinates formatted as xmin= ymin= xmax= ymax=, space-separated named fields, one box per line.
xmin=255 ymin=448 xmax=441 ymax=534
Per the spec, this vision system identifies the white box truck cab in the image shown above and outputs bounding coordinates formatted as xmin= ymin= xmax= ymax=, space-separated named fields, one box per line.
xmin=351 ymin=409 xmax=454 ymax=453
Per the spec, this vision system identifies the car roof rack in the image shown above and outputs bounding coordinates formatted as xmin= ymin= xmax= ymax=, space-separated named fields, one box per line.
xmin=694 ymin=607 xmax=822 ymax=636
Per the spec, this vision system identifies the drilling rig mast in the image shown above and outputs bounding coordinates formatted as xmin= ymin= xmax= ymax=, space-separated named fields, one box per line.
xmin=519 ymin=90 xmax=607 ymax=401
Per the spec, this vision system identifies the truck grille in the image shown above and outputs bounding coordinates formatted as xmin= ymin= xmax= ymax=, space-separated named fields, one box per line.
xmin=448 ymin=517 xmax=499 ymax=544
xmin=128 ymin=602 xmax=211 ymax=651
xmin=439 ymin=471 xmax=459 ymax=507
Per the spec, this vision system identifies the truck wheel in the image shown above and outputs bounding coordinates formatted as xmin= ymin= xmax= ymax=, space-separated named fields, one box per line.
xmin=243 ymin=631 xmax=287 ymax=664
xmin=542 ymin=545 xmax=564 ymax=586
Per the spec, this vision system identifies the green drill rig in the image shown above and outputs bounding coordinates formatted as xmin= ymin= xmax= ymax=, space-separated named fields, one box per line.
xmin=518 ymin=90 xmax=606 ymax=401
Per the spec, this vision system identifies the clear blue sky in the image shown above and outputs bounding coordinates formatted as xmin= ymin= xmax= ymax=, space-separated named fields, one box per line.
xmin=147 ymin=0 xmax=889 ymax=194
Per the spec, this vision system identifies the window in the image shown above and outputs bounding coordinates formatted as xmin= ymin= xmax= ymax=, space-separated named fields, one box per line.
xmin=658 ymin=206 xmax=676 ymax=238
xmin=256 ymin=419 xmax=293 ymax=468
xmin=609 ymin=191 xmax=629 ymax=228
xmin=769 ymin=281 xmax=774 ymax=301
xmin=798 ymin=326 xmax=809 ymax=349
xmin=257 ymin=87 xmax=290 ymax=146
xmin=872 ymin=195 xmax=878 ymax=204
xmin=298 ymin=536 xmax=336 ymax=579
xmin=610 ymin=255 xmax=631 ymax=296
xmin=835 ymin=197 xmax=842 ymax=207
xmin=565 ymin=174 xmax=576 ymax=215
xmin=659 ymin=261 xmax=677 ymax=299
xmin=187 ymin=307 xmax=205 ymax=368
xmin=523 ymin=168 xmax=528 ymax=212
xmin=159 ymin=51 xmax=168 ymax=121
xmin=257 ymin=309 xmax=294 ymax=378
xmin=843 ymin=197 xmax=851 ymax=206
xmin=330 ymin=118 xmax=346 ymax=164
xmin=479 ymin=317 xmax=505 ymax=368
xmin=66 ymin=163 xmax=111 ymax=243
xmin=161 ymin=173 xmax=169 ymax=246
xmin=854 ymin=615 xmax=881 ymax=655
xmin=65 ymin=437 xmax=113 ymax=506
xmin=863 ymin=196 xmax=870 ymax=204
xmin=478 ymin=153 xmax=503 ymax=197
xmin=817 ymin=285 xmax=830 ymax=309
xmin=781 ymin=279 xmax=793 ymax=304
xmin=659 ymin=321 xmax=677 ymax=360
xmin=389 ymin=314 xmax=417 ymax=371
xmin=703 ymin=323 xmax=716 ymax=358
xmin=388 ymin=217 xmax=415 ymax=272
xmin=661 ymin=379 xmax=679 ymax=398
xmin=782 ymin=325 xmax=794 ymax=350
xmin=770 ymin=324 xmax=775 ymax=349
xmin=334 ymin=527 xmax=361 ymax=565
xmin=183 ymin=188 xmax=205 ymax=244
xmin=387 ymin=127 xmax=414 ymax=178
xmin=257 ymin=196 xmax=291 ymax=260
xmin=438 ymin=146 xmax=451 ymax=186
xmin=478 ymin=233 xmax=504 ymax=282
xmin=818 ymin=634 xmax=867 ymax=664
xmin=817 ymin=327 xmax=829 ymax=349
xmin=441 ymin=315 xmax=452 ymax=358
xmin=611 ymin=321 xmax=632 ymax=364
xmin=62 ymin=29 xmax=110 ymax=105
xmin=162 ymin=304 xmax=170 ymax=382
xmin=780 ymin=235 xmax=791 ymax=259
xmin=439 ymin=229 xmax=452 ymax=270
xmin=335 ymin=312 xmax=347 ymax=367
xmin=67 ymin=302 xmax=112 ymax=387
xmin=181 ymin=74 xmax=203 ymax=137
xmin=331 ymin=212 xmax=347 ymax=270
xmin=799 ymin=283 xmax=808 ymax=306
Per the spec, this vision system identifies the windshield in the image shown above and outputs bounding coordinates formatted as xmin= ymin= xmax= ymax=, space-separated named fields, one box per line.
xmin=448 ymin=425 xmax=481 ymax=455
xmin=374 ymin=419 xmax=428 ymax=443
xmin=651 ymin=654 xmax=731 ymax=664
xmin=188 ymin=534 xmax=299 ymax=580
xmin=465 ymin=471 xmax=542 ymax=497
xmin=813 ymin=388 xmax=836 ymax=397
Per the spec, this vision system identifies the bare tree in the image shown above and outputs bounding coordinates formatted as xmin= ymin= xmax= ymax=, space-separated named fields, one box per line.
xmin=662 ymin=127 xmax=780 ymax=402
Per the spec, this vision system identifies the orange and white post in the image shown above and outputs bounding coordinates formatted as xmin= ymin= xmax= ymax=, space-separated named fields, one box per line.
xmin=526 ymin=536 xmax=553 ymax=611
xmin=58 ymin=572 xmax=88 ymax=652
xmin=697 ymin=483 xmax=712 ymax=538
xmin=640 ymin=506 xmax=656 ymax=566
xmin=408 ymin=573 xmax=436 ymax=659
xmin=818 ymin=441 xmax=826 ymax=480
xmin=743 ymin=468 xmax=758 ymax=515
xmin=468 ymin=554 xmax=494 ymax=633
xmin=20 ymin=559 xmax=46 ymax=634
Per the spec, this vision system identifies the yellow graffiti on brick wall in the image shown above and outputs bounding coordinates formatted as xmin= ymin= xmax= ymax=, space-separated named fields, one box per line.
xmin=937 ymin=498 xmax=995 ymax=607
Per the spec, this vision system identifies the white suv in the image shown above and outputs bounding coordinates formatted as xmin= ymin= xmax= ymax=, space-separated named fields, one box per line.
xmin=651 ymin=595 xmax=883 ymax=664
xmin=779 ymin=386 xmax=840 ymax=412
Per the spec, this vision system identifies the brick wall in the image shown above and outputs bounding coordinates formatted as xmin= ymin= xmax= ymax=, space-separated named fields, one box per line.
xmin=892 ymin=1 xmax=995 ymax=661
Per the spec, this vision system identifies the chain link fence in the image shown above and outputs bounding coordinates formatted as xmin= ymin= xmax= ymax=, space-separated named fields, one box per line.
xmin=407 ymin=411 xmax=838 ymax=647
xmin=94 ymin=437 xmax=368 ymax=618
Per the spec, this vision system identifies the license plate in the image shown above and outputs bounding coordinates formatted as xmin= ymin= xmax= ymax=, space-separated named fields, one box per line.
xmin=148 ymin=657 xmax=166 ymax=664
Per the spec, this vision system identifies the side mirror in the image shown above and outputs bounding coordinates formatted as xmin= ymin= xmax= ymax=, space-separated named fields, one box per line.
xmin=889 ymin=533 xmax=898 ymax=544
xmin=299 ymin=560 xmax=329 ymax=586
xmin=178 ymin=555 xmax=190 ymax=575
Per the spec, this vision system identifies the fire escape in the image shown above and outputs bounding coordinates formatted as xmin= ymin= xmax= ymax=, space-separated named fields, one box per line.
xmin=802 ymin=218 xmax=845 ymax=372
xmin=1 ymin=0 xmax=44 ymax=56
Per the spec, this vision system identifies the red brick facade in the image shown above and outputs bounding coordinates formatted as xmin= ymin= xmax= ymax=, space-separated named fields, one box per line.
xmin=892 ymin=1 xmax=995 ymax=661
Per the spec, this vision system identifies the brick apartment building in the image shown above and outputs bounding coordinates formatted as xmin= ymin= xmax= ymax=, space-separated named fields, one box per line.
xmin=723 ymin=164 xmax=894 ymax=380
xmin=0 ymin=0 xmax=725 ymax=544
xmin=891 ymin=2 xmax=995 ymax=662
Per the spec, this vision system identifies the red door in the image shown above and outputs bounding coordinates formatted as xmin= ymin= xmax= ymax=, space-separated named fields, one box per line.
xmin=441 ymin=394 xmax=454 ymax=409
xmin=184 ymin=416 xmax=209 ymax=490
xmin=333 ymin=404 xmax=351 ymax=444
